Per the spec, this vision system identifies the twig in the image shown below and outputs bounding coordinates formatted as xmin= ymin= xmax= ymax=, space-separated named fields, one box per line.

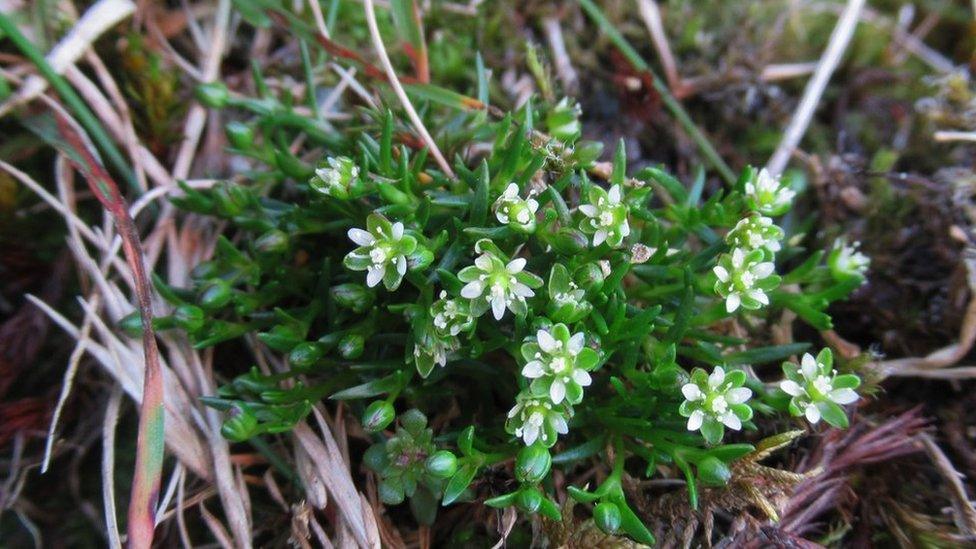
xmin=577 ymin=0 xmax=735 ymax=184
xmin=541 ymin=16 xmax=578 ymax=95
xmin=919 ymin=433 xmax=976 ymax=536
xmin=635 ymin=0 xmax=682 ymax=95
xmin=766 ymin=0 xmax=865 ymax=176
xmin=934 ymin=130 xmax=976 ymax=143
xmin=362 ymin=0 xmax=454 ymax=178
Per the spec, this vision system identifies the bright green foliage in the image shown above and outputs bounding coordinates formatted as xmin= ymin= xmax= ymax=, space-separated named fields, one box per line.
xmin=147 ymin=81 xmax=869 ymax=543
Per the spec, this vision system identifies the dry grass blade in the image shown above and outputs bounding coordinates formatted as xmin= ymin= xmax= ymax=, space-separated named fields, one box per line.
xmin=919 ymin=433 xmax=976 ymax=536
xmin=102 ymin=385 xmax=124 ymax=549
xmin=54 ymin=116 xmax=165 ymax=549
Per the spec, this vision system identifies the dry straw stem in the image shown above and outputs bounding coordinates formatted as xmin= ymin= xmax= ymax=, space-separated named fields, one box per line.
xmin=919 ymin=433 xmax=976 ymax=537
xmin=0 ymin=0 xmax=135 ymax=117
xmin=766 ymin=0 xmax=865 ymax=176
xmin=362 ymin=0 xmax=454 ymax=178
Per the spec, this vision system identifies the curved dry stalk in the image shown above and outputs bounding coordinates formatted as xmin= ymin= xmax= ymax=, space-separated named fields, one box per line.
xmin=362 ymin=0 xmax=454 ymax=178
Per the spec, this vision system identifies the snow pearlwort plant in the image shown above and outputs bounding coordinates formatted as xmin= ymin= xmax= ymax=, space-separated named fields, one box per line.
xmin=157 ymin=95 xmax=867 ymax=544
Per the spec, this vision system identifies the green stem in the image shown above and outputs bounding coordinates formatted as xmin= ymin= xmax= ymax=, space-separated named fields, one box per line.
xmin=576 ymin=0 xmax=735 ymax=185
xmin=0 ymin=12 xmax=140 ymax=193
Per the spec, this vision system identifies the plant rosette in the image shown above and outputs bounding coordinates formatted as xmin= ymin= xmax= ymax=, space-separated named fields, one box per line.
xmin=679 ymin=366 xmax=753 ymax=444
xmin=780 ymin=349 xmax=860 ymax=427
xmin=520 ymin=324 xmax=600 ymax=405
xmin=344 ymin=213 xmax=417 ymax=291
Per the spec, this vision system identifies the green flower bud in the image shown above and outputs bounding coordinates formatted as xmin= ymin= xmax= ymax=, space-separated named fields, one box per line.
xmin=339 ymin=333 xmax=365 ymax=359
xmin=225 ymin=121 xmax=254 ymax=150
xmin=288 ymin=342 xmax=324 ymax=369
xmin=515 ymin=444 xmax=552 ymax=483
xmin=515 ymin=486 xmax=543 ymax=514
xmin=547 ymin=228 xmax=588 ymax=255
xmin=199 ymin=279 xmax=233 ymax=310
xmin=330 ymin=283 xmax=374 ymax=313
xmin=696 ymin=456 xmax=732 ymax=486
xmin=119 ymin=311 xmax=144 ymax=338
xmin=425 ymin=450 xmax=459 ymax=479
xmin=593 ymin=502 xmax=622 ymax=534
xmin=173 ymin=304 xmax=205 ymax=332
xmin=221 ymin=407 xmax=258 ymax=442
xmin=408 ymin=246 xmax=435 ymax=272
xmin=362 ymin=400 xmax=396 ymax=433
xmin=572 ymin=140 xmax=604 ymax=166
xmin=575 ymin=263 xmax=605 ymax=294
xmin=254 ymin=229 xmax=290 ymax=254
xmin=195 ymin=82 xmax=230 ymax=108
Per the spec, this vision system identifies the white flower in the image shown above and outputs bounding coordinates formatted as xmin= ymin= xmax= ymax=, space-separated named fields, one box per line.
xmin=680 ymin=366 xmax=753 ymax=443
xmin=311 ymin=156 xmax=359 ymax=198
xmin=430 ymin=291 xmax=474 ymax=337
xmin=457 ymin=244 xmax=543 ymax=320
xmin=745 ymin=168 xmax=795 ymax=216
xmin=726 ymin=215 xmax=784 ymax=253
xmin=579 ymin=185 xmax=631 ymax=247
xmin=505 ymin=395 xmax=570 ymax=447
xmin=713 ymin=248 xmax=779 ymax=313
xmin=828 ymin=239 xmax=870 ymax=281
xmin=343 ymin=214 xmax=417 ymax=291
xmin=781 ymin=350 xmax=861 ymax=427
xmin=520 ymin=324 xmax=600 ymax=405
xmin=493 ymin=183 xmax=539 ymax=233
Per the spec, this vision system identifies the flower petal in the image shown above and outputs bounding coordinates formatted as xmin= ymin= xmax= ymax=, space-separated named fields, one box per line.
xmin=752 ymin=262 xmax=775 ymax=279
xmin=829 ymin=388 xmax=859 ymax=405
xmin=396 ymin=254 xmax=407 ymax=276
xmin=713 ymin=266 xmax=730 ymax=282
xmin=708 ymin=366 xmax=726 ymax=388
xmin=460 ymin=280 xmax=484 ymax=299
xmin=512 ymin=283 xmax=535 ymax=298
xmin=348 ymin=228 xmax=375 ymax=246
xmin=780 ymin=380 xmax=803 ymax=396
xmin=726 ymin=387 xmax=752 ymax=404
xmin=550 ymin=379 xmax=566 ymax=404
xmin=490 ymin=293 xmax=506 ymax=320
xmin=475 ymin=254 xmax=493 ymax=271
xmin=522 ymin=361 xmax=545 ymax=378
xmin=687 ymin=410 xmax=704 ymax=431
xmin=608 ymin=185 xmax=621 ymax=204
xmin=720 ymin=412 xmax=742 ymax=430
xmin=801 ymin=353 xmax=818 ymax=380
xmin=366 ymin=266 xmax=384 ymax=288
xmin=391 ymin=222 xmax=404 ymax=240
xmin=579 ymin=204 xmax=598 ymax=217
xmin=681 ymin=383 xmax=703 ymax=401
xmin=567 ymin=332 xmax=585 ymax=355
xmin=537 ymin=329 xmax=559 ymax=353
xmin=573 ymin=369 xmax=592 ymax=386
xmin=804 ymin=403 xmax=821 ymax=424
xmin=507 ymin=257 xmax=526 ymax=273
xmin=593 ymin=229 xmax=608 ymax=247
xmin=726 ymin=293 xmax=741 ymax=313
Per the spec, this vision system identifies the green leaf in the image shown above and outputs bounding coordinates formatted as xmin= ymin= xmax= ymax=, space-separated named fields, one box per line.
xmin=819 ymin=401 xmax=849 ymax=428
xmin=470 ymin=159 xmax=489 ymax=226
xmin=329 ymin=371 xmax=404 ymax=400
xmin=724 ymin=343 xmax=810 ymax=366
xmin=442 ymin=462 xmax=479 ymax=505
